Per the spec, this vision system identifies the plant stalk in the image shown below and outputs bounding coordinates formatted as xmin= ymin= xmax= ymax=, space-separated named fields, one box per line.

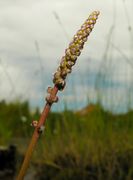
xmin=16 ymin=85 xmax=58 ymax=180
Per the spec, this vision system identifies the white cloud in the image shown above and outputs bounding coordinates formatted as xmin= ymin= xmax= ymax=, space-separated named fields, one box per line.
xmin=0 ymin=0 xmax=133 ymax=112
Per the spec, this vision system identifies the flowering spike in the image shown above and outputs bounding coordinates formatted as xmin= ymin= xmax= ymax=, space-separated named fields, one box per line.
xmin=53 ymin=11 xmax=100 ymax=90
xmin=17 ymin=11 xmax=100 ymax=180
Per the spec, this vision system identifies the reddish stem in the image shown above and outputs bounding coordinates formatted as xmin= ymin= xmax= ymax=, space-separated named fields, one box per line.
xmin=16 ymin=85 xmax=58 ymax=180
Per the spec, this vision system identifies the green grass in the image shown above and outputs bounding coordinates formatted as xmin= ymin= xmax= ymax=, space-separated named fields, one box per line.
xmin=0 ymin=101 xmax=133 ymax=179
xmin=35 ymin=105 xmax=133 ymax=179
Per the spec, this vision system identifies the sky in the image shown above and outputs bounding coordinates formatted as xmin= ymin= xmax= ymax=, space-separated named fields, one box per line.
xmin=0 ymin=0 xmax=133 ymax=113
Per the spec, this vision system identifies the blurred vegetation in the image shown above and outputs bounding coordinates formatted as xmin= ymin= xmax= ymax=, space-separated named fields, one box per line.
xmin=0 ymin=100 xmax=133 ymax=179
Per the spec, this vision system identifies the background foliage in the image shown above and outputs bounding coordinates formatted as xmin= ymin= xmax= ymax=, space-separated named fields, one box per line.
xmin=0 ymin=100 xmax=133 ymax=179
